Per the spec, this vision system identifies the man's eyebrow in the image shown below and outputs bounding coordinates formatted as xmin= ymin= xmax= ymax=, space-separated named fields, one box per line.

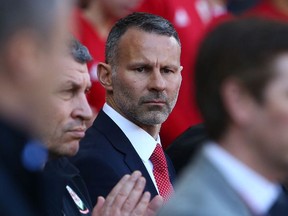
xmin=62 ymin=80 xmax=81 ymax=89
xmin=128 ymin=62 xmax=180 ymax=69
xmin=162 ymin=64 xmax=180 ymax=70
xmin=63 ymin=79 xmax=91 ymax=91
xmin=128 ymin=62 xmax=152 ymax=68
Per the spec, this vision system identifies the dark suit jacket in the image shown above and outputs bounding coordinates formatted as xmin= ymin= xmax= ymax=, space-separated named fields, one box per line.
xmin=43 ymin=157 xmax=93 ymax=216
xmin=166 ymin=123 xmax=208 ymax=175
xmin=71 ymin=110 xmax=176 ymax=205
xmin=0 ymin=119 xmax=47 ymax=216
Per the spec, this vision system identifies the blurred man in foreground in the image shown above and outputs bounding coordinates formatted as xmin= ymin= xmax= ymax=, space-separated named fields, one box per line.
xmin=159 ymin=18 xmax=288 ymax=216
xmin=0 ymin=0 xmax=72 ymax=215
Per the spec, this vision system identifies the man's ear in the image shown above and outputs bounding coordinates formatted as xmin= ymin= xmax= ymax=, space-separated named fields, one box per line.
xmin=97 ymin=62 xmax=113 ymax=91
xmin=221 ymin=78 xmax=257 ymax=126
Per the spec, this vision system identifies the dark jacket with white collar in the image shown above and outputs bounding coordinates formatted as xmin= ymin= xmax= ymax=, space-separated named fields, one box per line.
xmin=70 ymin=110 xmax=176 ymax=205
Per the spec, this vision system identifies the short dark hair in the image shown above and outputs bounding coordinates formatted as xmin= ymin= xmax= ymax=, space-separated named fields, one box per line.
xmin=70 ymin=37 xmax=92 ymax=64
xmin=195 ymin=18 xmax=288 ymax=140
xmin=0 ymin=0 xmax=60 ymax=48
xmin=105 ymin=12 xmax=180 ymax=65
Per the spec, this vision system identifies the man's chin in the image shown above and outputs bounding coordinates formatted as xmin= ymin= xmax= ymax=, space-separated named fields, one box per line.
xmin=65 ymin=143 xmax=80 ymax=157
xmin=136 ymin=115 xmax=168 ymax=126
xmin=49 ymin=142 xmax=79 ymax=158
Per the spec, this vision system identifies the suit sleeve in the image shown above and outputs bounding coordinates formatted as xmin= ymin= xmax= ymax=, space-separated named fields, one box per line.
xmin=71 ymin=150 xmax=124 ymax=206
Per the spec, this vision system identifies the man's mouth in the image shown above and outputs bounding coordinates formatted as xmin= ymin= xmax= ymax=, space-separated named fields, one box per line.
xmin=143 ymin=100 xmax=166 ymax=105
xmin=68 ymin=128 xmax=86 ymax=139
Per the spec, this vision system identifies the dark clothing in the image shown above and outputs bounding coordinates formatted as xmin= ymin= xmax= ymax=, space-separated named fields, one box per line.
xmin=44 ymin=157 xmax=93 ymax=216
xmin=0 ymin=119 xmax=47 ymax=216
xmin=166 ymin=123 xmax=208 ymax=175
xmin=71 ymin=110 xmax=176 ymax=205
xmin=0 ymin=118 xmax=93 ymax=216
xmin=268 ymin=188 xmax=288 ymax=216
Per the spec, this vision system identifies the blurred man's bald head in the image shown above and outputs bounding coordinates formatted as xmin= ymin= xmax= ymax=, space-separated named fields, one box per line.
xmin=0 ymin=0 xmax=67 ymax=47
xmin=0 ymin=0 xmax=72 ymax=136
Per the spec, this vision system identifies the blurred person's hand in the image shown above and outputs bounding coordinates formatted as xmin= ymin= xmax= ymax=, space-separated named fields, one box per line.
xmin=92 ymin=171 xmax=163 ymax=216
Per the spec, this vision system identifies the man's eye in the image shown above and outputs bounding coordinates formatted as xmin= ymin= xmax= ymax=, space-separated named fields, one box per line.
xmin=62 ymin=89 xmax=72 ymax=95
xmin=60 ymin=89 xmax=74 ymax=99
xmin=135 ymin=67 xmax=145 ymax=73
xmin=162 ymin=68 xmax=173 ymax=74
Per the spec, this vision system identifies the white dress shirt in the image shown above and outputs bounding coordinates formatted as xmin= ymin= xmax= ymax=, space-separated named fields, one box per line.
xmin=103 ymin=103 xmax=160 ymax=193
xmin=203 ymin=142 xmax=281 ymax=215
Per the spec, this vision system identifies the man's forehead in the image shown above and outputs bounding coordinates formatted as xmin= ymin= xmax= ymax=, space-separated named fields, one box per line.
xmin=117 ymin=29 xmax=181 ymax=65
xmin=62 ymin=55 xmax=88 ymax=72
xmin=58 ymin=57 xmax=90 ymax=82
xmin=119 ymin=27 xmax=180 ymax=46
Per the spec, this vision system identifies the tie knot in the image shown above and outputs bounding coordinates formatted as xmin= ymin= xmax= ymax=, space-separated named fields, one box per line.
xmin=150 ymin=144 xmax=167 ymax=171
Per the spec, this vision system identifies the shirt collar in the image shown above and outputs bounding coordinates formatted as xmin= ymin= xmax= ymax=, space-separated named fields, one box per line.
xmin=203 ymin=142 xmax=281 ymax=215
xmin=103 ymin=103 xmax=160 ymax=162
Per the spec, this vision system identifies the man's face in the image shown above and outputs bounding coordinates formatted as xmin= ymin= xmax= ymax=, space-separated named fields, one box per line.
xmin=43 ymin=56 xmax=92 ymax=157
xmin=244 ymin=54 xmax=288 ymax=177
xmin=17 ymin=1 xmax=72 ymax=135
xmin=99 ymin=0 xmax=143 ymax=18
xmin=110 ymin=28 xmax=182 ymax=127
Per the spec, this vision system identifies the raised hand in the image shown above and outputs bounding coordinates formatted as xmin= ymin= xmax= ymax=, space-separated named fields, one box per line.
xmin=92 ymin=171 xmax=163 ymax=216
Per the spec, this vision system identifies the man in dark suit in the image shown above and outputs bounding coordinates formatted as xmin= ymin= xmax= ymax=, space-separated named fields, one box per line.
xmin=43 ymin=38 xmax=163 ymax=216
xmin=0 ymin=0 xmax=72 ymax=215
xmin=159 ymin=18 xmax=288 ymax=216
xmin=71 ymin=12 xmax=182 ymax=205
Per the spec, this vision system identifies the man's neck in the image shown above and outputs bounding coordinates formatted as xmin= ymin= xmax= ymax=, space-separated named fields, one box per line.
xmin=219 ymin=127 xmax=286 ymax=183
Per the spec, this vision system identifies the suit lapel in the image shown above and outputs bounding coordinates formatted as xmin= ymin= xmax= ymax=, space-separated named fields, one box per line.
xmin=195 ymin=151 xmax=253 ymax=216
xmin=93 ymin=110 xmax=159 ymax=197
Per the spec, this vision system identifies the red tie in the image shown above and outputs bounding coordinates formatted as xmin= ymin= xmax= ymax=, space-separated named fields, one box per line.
xmin=150 ymin=143 xmax=174 ymax=202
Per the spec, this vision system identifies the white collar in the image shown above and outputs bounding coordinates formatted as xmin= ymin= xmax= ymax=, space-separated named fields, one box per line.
xmin=103 ymin=103 xmax=159 ymax=162
xmin=203 ymin=142 xmax=281 ymax=215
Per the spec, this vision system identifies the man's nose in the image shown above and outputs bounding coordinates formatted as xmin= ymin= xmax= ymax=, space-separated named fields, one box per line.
xmin=148 ymin=69 xmax=166 ymax=92
xmin=71 ymin=94 xmax=93 ymax=122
